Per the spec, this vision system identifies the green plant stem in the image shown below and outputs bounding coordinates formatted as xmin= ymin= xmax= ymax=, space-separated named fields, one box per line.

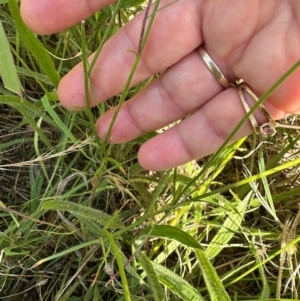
xmin=181 ymin=60 xmax=300 ymax=198
xmin=88 ymin=0 xmax=125 ymax=73
xmin=104 ymin=230 xmax=131 ymax=301
xmin=104 ymin=0 xmax=161 ymax=144
xmin=81 ymin=20 xmax=99 ymax=142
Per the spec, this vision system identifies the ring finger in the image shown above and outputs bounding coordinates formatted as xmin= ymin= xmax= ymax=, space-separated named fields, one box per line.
xmin=96 ymin=48 xmax=276 ymax=170
xmin=96 ymin=49 xmax=225 ymax=143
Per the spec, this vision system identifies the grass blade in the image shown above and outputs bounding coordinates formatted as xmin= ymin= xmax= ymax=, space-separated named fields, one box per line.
xmin=0 ymin=20 xmax=21 ymax=95
xmin=152 ymin=261 xmax=205 ymax=301
xmin=41 ymin=94 xmax=78 ymax=144
xmin=31 ymin=239 xmax=99 ymax=268
xmin=196 ymin=249 xmax=231 ymax=301
xmin=8 ymin=0 xmax=60 ymax=86
xmin=42 ymin=200 xmax=125 ymax=229
xmin=141 ymin=224 xmax=203 ymax=250
xmin=104 ymin=230 xmax=131 ymax=301
xmin=205 ymin=192 xmax=250 ymax=260
xmin=137 ymin=250 xmax=165 ymax=301
xmin=257 ymin=146 xmax=279 ymax=222
xmin=225 ymin=235 xmax=300 ymax=287
xmin=0 ymin=95 xmax=53 ymax=148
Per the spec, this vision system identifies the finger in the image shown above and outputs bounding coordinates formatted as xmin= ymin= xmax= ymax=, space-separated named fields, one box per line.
xmin=96 ymin=49 xmax=224 ymax=143
xmin=20 ymin=0 xmax=115 ymax=34
xmin=96 ymin=47 xmax=286 ymax=144
xmin=201 ymin=1 xmax=300 ymax=113
xmin=57 ymin=0 xmax=202 ymax=110
xmin=136 ymin=87 xmax=275 ymax=171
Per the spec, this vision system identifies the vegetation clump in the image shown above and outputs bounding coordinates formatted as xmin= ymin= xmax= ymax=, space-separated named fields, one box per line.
xmin=0 ymin=1 xmax=300 ymax=300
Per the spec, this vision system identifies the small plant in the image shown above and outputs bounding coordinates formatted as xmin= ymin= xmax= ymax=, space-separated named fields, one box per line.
xmin=0 ymin=1 xmax=300 ymax=300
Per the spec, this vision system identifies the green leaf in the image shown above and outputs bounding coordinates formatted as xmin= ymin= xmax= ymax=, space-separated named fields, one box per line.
xmin=66 ymin=297 xmax=82 ymax=301
xmin=120 ymin=0 xmax=145 ymax=8
xmin=31 ymin=239 xmax=99 ymax=268
xmin=103 ymin=230 xmax=131 ymax=301
xmin=4 ymin=249 xmax=30 ymax=256
xmin=140 ymin=225 xmax=203 ymax=250
xmin=42 ymin=200 xmax=125 ymax=229
xmin=273 ymin=187 xmax=300 ymax=203
xmin=41 ymin=94 xmax=78 ymax=144
xmin=0 ymin=0 xmax=19 ymax=3
xmin=242 ymin=299 xmax=298 ymax=301
xmin=0 ymin=21 xmax=21 ymax=95
xmin=205 ymin=193 xmax=250 ymax=260
xmin=17 ymin=66 xmax=54 ymax=85
xmin=151 ymin=261 xmax=204 ymax=301
xmin=196 ymin=249 xmax=231 ymax=301
xmin=258 ymin=260 xmax=270 ymax=300
xmin=0 ymin=95 xmax=53 ymax=148
xmin=137 ymin=251 xmax=165 ymax=301
xmin=8 ymin=0 xmax=60 ymax=87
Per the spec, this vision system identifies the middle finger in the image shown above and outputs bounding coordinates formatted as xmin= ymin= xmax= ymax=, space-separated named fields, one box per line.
xmin=96 ymin=49 xmax=225 ymax=142
xmin=58 ymin=0 xmax=202 ymax=109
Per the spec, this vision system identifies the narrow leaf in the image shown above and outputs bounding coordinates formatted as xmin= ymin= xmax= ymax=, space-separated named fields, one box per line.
xmin=120 ymin=0 xmax=145 ymax=8
xmin=104 ymin=230 xmax=131 ymax=301
xmin=140 ymin=225 xmax=203 ymax=250
xmin=137 ymin=251 xmax=165 ymax=301
xmin=0 ymin=0 xmax=19 ymax=3
xmin=242 ymin=299 xmax=297 ymax=301
xmin=41 ymin=94 xmax=78 ymax=144
xmin=0 ymin=95 xmax=58 ymax=128
xmin=205 ymin=194 xmax=250 ymax=260
xmin=42 ymin=200 xmax=124 ymax=229
xmin=8 ymin=0 xmax=60 ymax=86
xmin=0 ymin=95 xmax=53 ymax=148
xmin=0 ymin=21 xmax=21 ymax=95
xmin=196 ymin=249 xmax=231 ymax=301
xmin=31 ymin=239 xmax=99 ymax=268
xmin=151 ymin=261 xmax=204 ymax=301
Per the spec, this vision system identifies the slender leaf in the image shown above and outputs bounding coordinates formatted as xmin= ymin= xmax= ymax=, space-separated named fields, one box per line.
xmin=0 ymin=20 xmax=21 ymax=95
xmin=257 ymin=253 xmax=270 ymax=300
xmin=116 ymin=170 xmax=172 ymax=235
xmin=120 ymin=0 xmax=145 ymax=8
xmin=151 ymin=261 xmax=204 ymax=301
xmin=17 ymin=66 xmax=54 ymax=85
xmin=243 ymin=299 xmax=298 ymax=301
xmin=8 ymin=0 xmax=60 ymax=86
xmin=225 ymin=235 xmax=300 ymax=287
xmin=196 ymin=249 xmax=231 ymax=301
xmin=258 ymin=146 xmax=278 ymax=222
xmin=137 ymin=251 xmax=165 ymax=301
xmin=104 ymin=230 xmax=131 ymax=301
xmin=0 ymin=0 xmax=20 ymax=3
xmin=0 ymin=95 xmax=58 ymax=128
xmin=0 ymin=95 xmax=52 ymax=148
xmin=31 ymin=239 xmax=99 ymax=268
xmin=273 ymin=187 xmax=300 ymax=203
xmin=205 ymin=193 xmax=250 ymax=260
xmin=140 ymin=225 xmax=203 ymax=250
xmin=42 ymin=200 xmax=125 ymax=229
xmin=41 ymin=94 xmax=78 ymax=144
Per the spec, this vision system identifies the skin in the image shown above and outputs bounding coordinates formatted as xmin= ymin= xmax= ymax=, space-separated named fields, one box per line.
xmin=20 ymin=0 xmax=300 ymax=170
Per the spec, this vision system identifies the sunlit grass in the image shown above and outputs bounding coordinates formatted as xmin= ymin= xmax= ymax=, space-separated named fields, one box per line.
xmin=0 ymin=1 xmax=300 ymax=300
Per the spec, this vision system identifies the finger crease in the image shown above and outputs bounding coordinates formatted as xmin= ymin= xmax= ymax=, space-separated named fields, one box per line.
xmin=125 ymin=103 xmax=148 ymax=135
xmin=203 ymin=110 xmax=228 ymax=145
xmin=174 ymin=126 xmax=195 ymax=162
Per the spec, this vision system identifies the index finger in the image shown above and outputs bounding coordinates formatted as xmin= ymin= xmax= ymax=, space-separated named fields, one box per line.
xmin=21 ymin=0 xmax=115 ymax=34
xmin=53 ymin=0 xmax=202 ymax=109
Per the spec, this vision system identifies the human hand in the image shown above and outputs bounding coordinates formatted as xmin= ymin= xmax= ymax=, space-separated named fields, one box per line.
xmin=21 ymin=0 xmax=300 ymax=170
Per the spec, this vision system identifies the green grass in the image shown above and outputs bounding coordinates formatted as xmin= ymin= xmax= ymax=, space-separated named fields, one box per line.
xmin=1 ymin=1 xmax=300 ymax=300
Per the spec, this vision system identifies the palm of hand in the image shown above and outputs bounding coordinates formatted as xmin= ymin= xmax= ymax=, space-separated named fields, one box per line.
xmin=21 ymin=0 xmax=300 ymax=170
xmin=202 ymin=0 xmax=300 ymax=113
